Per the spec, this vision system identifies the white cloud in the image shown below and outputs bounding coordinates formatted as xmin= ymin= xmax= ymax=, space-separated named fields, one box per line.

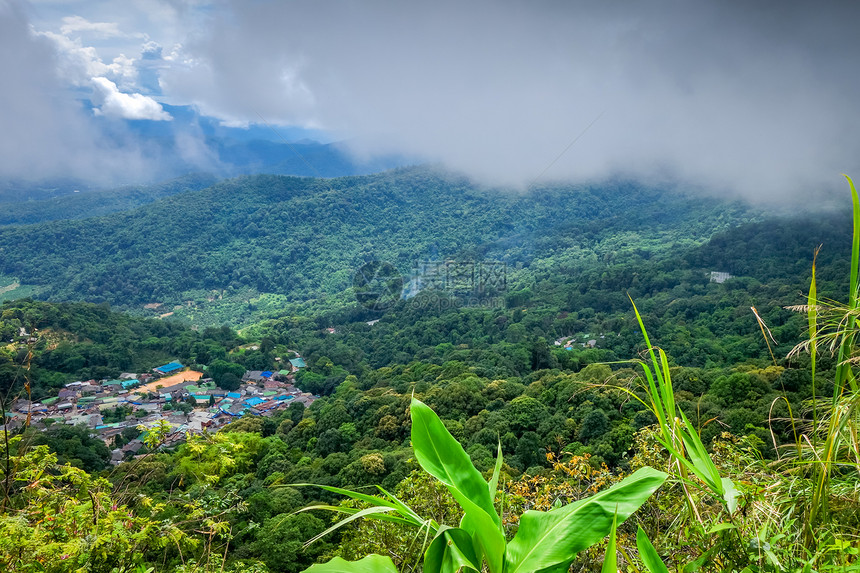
xmin=10 ymin=0 xmax=860 ymax=200
xmin=141 ymin=40 xmax=162 ymax=59
xmin=37 ymin=29 xmax=138 ymax=89
xmin=91 ymin=76 xmax=172 ymax=120
xmin=0 ymin=0 xmax=157 ymax=184
xmin=60 ymin=15 xmax=123 ymax=38
xmin=157 ymin=0 xmax=860 ymax=200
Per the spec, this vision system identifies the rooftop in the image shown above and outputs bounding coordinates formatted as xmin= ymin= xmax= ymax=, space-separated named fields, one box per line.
xmin=155 ymin=361 xmax=184 ymax=374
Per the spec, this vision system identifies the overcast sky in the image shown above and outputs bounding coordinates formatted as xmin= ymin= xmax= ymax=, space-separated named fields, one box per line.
xmin=4 ymin=0 xmax=860 ymax=199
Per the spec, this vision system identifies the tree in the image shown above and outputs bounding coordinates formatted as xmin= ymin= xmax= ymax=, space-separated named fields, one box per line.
xmin=220 ymin=371 xmax=241 ymax=391
xmin=25 ymin=424 xmax=111 ymax=472
xmin=516 ymin=431 xmax=545 ymax=470
xmin=0 ymin=437 xmax=190 ymax=571
xmin=254 ymin=513 xmax=330 ymax=573
xmin=207 ymin=359 xmax=245 ymax=387
xmin=530 ymin=337 xmax=557 ymax=370
xmin=504 ymin=395 xmax=547 ymax=433
xmin=578 ymin=409 xmax=609 ymax=444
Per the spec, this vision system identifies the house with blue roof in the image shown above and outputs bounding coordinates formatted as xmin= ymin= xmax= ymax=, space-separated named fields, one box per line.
xmin=154 ymin=361 xmax=184 ymax=375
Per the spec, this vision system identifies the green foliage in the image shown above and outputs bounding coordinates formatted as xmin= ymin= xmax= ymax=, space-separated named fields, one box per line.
xmin=0 ymin=436 xmax=191 ymax=572
xmin=0 ymin=173 xmax=218 ymax=226
xmin=208 ymin=359 xmax=246 ymax=388
xmin=101 ymin=404 xmax=133 ymax=423
xmin=785 ymin=174 xmax=860 ymax=545
xmin=22 ymin=424 xmax=111 ymax=472
xmin=298 ymin=398 xmax=666 ymax=573
xmin=8 ymin=172 xmax=860 ymax=573
xmin=253 ymin=513 xmax=330 ymax=573
xmin=626 ymin=299 xmax=739 ymax=516
xmin=337 ymin=471 xmax=462 ymax=566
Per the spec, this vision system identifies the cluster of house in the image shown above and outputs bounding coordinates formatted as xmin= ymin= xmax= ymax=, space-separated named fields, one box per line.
xmin=554 ymin=334 xmax=611 ymax=350
xmin=4 ymin=358 xmax=317 ymax=465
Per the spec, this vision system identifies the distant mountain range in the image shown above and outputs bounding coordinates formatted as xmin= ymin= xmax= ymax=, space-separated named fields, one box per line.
xmin=0 ymin=174 xmax=219 ymax=226
xmin=0 ymin=103 xmax=413 ymax=203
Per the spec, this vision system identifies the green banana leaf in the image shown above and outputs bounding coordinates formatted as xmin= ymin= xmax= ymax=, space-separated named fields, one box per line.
xmin=410 ymin=397 xmax=506 ymax=573
xmin=303 ymin=555 xmax=398 ymax=573
xmin=410 ymin=398 xmax=499 ymax=526
xmin=423 ymin=526 xmax=482 ymax=573
xmin=456 ymin=492 xmax=506 ymax=573
xmin=505 ymin=467 xmax=667 ymax=573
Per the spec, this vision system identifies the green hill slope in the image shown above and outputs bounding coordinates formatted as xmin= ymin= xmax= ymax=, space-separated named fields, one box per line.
xmin=0 ymin=167 xmax=756 ymax=325
xmin=0 ymin=173 xmax=219 ymax=226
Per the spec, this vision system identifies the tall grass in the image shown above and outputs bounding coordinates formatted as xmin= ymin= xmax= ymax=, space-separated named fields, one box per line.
xmin=620 ymin=297 xmax=738 ymax=521
xmin=784 ymin=175 xmax=860 ymax=544
xmin=617 ymin=176 xmax=860 ymax=569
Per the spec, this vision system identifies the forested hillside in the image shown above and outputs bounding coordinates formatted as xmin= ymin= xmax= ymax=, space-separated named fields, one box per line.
xmin=0 ymin=173 xmax=219 ymax=226
xmin=0 ymin=166 xmax=848 ymax=372
xmin=0 ymin=282 xmax=829 ymax=572
xmin=0 ymin=167 xmax=757 ymax=324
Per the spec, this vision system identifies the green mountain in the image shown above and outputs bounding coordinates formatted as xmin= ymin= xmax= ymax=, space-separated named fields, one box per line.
xmin=0 ymin=167 xmax=758 ymax=325
xmin=0 ymin=173 xmax=219 ymax=226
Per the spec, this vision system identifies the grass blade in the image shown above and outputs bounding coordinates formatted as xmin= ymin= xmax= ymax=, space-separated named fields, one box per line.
xmin=601 ymin=510 xmax=618 ymax=573
xmin=636 ymin=526 xmax=669 ymax=573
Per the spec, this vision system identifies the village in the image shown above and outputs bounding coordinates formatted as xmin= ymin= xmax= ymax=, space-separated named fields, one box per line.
xmin=5 ymin=357 xmax=318 ymax=465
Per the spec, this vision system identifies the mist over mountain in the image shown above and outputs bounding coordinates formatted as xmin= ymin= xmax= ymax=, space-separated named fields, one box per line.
xmin=0 ymin=101 xmax=412 ymax=202
xmin=2 ymin=1 xmax=858 ymax=201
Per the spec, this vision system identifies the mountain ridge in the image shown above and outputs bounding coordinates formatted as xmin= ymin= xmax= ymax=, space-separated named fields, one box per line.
xmin=0 ymin=167 xmax=759 ymax=325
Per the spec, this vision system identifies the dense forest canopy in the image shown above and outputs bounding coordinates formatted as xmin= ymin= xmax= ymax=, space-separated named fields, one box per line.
xmin=0 ymin=167 xmax=763 ymax=323
xmin=0 ymin=173 xmax=219 ymax=226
